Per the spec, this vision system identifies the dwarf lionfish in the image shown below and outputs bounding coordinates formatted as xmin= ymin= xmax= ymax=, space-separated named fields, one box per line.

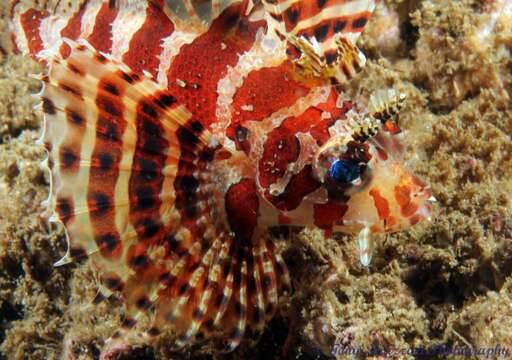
xmin=10 ymin=0 xmax=433 ymax=351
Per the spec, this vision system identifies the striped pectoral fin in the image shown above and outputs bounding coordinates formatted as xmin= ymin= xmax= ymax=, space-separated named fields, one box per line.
xmin=41 ymin=39 xmax=195 ymax=266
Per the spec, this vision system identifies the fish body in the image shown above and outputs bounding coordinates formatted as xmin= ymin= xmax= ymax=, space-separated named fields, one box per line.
xmin=10 ymin=0 xmax=433 ymax=350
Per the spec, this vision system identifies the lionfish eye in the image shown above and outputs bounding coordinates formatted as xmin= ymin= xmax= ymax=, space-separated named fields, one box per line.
xmin=328 ymin=159 xmax=362 ymax=184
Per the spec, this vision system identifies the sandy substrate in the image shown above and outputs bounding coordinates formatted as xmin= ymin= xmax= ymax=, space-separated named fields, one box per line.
xmin=0 ymin=1 xmax=511 ymax=359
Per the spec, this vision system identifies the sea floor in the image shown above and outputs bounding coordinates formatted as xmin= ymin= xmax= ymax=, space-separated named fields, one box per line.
xmin=0 ymin=1 xmax=511 ymax=359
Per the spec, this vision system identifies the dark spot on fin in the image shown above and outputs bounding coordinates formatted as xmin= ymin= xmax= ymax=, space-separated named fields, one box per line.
xmin=285 ymin=8 xmax=300 ymax=26
xmin=314 ymin=24 xmax=329 ymax=42
xmin=352 ymin=17 xmax=368 ymax=29
xmin=42 ymin=97 xmax=56 ymax=115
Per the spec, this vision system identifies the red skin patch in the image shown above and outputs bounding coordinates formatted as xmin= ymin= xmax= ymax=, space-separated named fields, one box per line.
xmin=258 ymin=125 xmax=300 ymax=190
xmin=256 ymin=90 xmax=353 ymax=211
xmin=313 ymin=201 xmax=348 ymax=229
xmin=225 ymin=178 xmax=260 ymax=244
xmin=87 ymin=2 xmax=118 ymax=54
xmin=230 ymin=62 xmax=310 ymax=125
xmin=20 ymin=9 xmax=48 ymax=58
xmin=122 ymin=2 xmax=174 ymax=77
xmin=59 ymin=0 xmax=89 ymax=58
xmin=265 ymin=165 xmax=321 ymax=211
xmin=283 ymin=90 xmax=348 ymax=144
xmin=228 ymin=82 xmax=346 ymax=149
xmin=402 ymin=202 xmax=419 ymax=218
xmin=216 ymin=149 xmax=232 ymax=161
xmin=394 ymin=184 xmax=418 ymax=218
xmin=167 ymin=4 xmax=264 ymax=130
xmin=280 ymin=108 xmax=325 ymax=140
xmin=228 ymin=89 xmax=343 ymax=154
xmin=394 ymin=184 xmax=410 ymax=208
xmin=369 ymin=188 xmax=390 ymax=221
xmin=312 ymin=90 xmax=353 ymax=145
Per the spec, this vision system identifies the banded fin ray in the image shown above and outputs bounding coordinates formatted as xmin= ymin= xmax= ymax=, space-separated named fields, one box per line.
xmin=42 ymin=39 xmax=196 ymax=261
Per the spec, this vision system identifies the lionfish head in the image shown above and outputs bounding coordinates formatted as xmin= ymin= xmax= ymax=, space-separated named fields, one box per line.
xmin=311 ymin=110 xmax=433 ymax=235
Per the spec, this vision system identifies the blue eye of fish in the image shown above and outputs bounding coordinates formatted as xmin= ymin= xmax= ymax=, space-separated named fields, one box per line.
xmin=328 ymin=159 xmax=361 ymax=184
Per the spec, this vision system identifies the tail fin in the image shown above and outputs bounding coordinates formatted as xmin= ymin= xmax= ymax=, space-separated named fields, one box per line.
xmin=40 ymin=39 xmax=290 ymax=350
